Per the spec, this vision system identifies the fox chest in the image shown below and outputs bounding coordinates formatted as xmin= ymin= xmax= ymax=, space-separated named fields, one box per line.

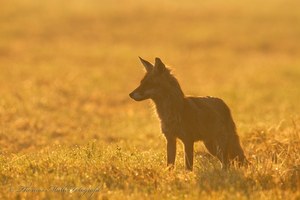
xmin=155 ymin=104 xmax=203 ymax=140
xmin=159 ymin=113 xmax=206 ymax=141
xmin=158 ymin=112 xmax=183 ymax=136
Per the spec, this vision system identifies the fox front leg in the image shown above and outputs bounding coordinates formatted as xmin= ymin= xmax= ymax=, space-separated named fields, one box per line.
xmin=166 ymin=136 xmax=176 ymax=168
xmin=184 ymin=140 xmax=194 ymax=171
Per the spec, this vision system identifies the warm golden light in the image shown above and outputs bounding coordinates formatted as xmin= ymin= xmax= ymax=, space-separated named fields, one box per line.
xmin=0 ymin=0 xmax=299 ymax=199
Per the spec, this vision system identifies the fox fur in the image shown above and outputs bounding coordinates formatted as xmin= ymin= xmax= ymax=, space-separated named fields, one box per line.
xmin=129 ymin=57 xmax=247 ymax=170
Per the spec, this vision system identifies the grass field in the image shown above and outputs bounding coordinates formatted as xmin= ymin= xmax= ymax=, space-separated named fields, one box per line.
xmin=1 ymin=0 xmax=300 ymax=199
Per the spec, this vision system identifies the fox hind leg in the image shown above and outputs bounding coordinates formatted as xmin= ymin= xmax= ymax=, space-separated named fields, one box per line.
xmin=228 ymin=135 xmax=248 ymax=166
xmin=204 ymin=139 xmax=229 ymax=169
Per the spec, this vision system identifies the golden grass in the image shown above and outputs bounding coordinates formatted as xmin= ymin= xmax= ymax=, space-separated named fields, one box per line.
xmin=0 ymin=0 xmax=300 ymax=199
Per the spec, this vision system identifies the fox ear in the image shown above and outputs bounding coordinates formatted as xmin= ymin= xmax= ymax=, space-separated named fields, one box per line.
xmin=139 ymin=57 xmax=153 ymax=72
xmin=154 ymin=57 xmax=166 ymax=73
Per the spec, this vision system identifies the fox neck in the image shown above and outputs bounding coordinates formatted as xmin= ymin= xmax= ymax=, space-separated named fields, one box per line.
xmin=152 ymin=89 xmax=185 ymax=128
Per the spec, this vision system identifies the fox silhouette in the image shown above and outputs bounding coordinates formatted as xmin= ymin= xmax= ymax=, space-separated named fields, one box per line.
xmin=129 ymin=57 xmax=248 ymax=170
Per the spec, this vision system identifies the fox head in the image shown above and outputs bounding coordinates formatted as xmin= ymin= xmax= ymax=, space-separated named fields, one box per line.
xmin=129 ymin=57 xmax=183 ymax=101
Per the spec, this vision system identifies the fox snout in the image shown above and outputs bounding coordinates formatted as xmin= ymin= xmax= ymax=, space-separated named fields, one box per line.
xmin=129 ymin=85 xmax=152 ymax=101
xmin=129 ymin=90 xmax=145 ymax=101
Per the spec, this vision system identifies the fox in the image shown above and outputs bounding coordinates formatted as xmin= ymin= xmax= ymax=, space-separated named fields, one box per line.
xmin=129 ymin=57 xmax=248 ymax=171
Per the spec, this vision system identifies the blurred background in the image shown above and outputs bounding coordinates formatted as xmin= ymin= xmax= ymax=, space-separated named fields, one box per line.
xmin=0 ymin=0 xmax=300 ymax=153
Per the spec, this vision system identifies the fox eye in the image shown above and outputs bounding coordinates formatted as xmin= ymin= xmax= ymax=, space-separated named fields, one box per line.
xmin=140 ymin=80 xmax=156 ymax=89
xmin=141 ymin=79 xmax=154 ymax=85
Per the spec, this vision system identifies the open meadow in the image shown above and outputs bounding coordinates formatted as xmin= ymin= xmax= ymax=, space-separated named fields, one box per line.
xmin=0 ymin=0 xmax=300 ymax=199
